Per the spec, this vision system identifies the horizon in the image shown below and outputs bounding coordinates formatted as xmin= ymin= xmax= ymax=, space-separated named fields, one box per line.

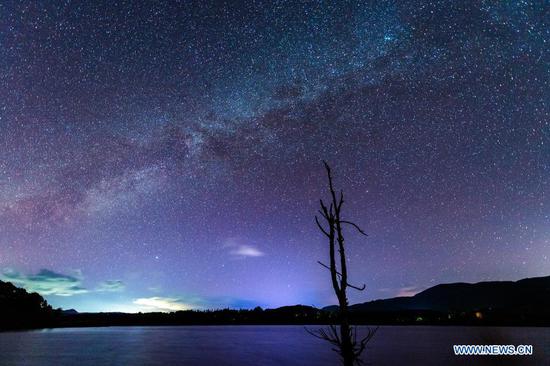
xmin=5 ymin=271 xmax=550 ymax=314
xmin=1 ymin=1 xmax=548 ymax=313
xmin=3 ymin=266 xmax=549 ymax=314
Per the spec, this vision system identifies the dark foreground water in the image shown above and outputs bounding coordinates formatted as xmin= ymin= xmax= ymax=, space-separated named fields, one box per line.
xmin=0 ymin=326 xmax=549 ymax=365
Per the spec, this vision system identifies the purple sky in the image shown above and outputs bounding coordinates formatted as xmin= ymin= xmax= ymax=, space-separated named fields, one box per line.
xmin=0 ymin=1 xmax=548 ymax=312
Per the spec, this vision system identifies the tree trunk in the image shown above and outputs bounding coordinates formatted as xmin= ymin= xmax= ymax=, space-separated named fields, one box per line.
xmin=339 ymin=296 xmax=355 ymax=365
xmin=308 ymin=162 xmax=376 ymax=366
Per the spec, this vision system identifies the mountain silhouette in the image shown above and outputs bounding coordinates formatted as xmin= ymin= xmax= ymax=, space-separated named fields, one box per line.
xmin=345 ymin=275 xmax=550 ymax=312
xmin=323 ymin=275 xmax=550 ymax=325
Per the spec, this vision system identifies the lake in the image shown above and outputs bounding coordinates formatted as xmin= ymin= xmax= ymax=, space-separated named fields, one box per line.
xmin=0 ymin=326 xmax=548 ymax=365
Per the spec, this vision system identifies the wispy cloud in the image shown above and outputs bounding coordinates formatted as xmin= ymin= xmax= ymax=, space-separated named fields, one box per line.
xmin=96 ymin=280 xmax=125 ymax=292
xmin=1 ymin=268 xmax=127 ymax=297
xmin=223 ymin=238 xmax=265 ymax=258
xmin=230 ymin=244 xmax=264 ymax=257
xmin=1 ymin=269 xmax=88 ymax=297
xmin=133 ymin=297 xmax=194 ymax=312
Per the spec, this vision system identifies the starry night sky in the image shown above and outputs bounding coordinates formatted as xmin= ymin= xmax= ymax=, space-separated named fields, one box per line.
xmin=0 ymin=1 xmax=548 ymax=312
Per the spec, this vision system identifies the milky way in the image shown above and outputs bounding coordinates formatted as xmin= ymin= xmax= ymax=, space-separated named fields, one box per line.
xmin=0 ymin=1 xmax=548 ymax=312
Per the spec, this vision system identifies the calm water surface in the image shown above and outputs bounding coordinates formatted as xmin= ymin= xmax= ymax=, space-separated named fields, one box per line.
xmin=0 ymin=326 xmax=548 ymax=365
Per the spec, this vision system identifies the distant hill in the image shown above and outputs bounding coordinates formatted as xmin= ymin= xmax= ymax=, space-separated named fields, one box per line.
xmin=62 ymin=309 xmax=79 ymax=315
xmin=347 ymin=276 xmax=550 ymax=312
xmin=324 ymin=275 xmax=550 ymax=325
xmin=0 ymin=280 xmax=59 ymax=329
xmin=3 ymin=276 xmax=550 ymax=330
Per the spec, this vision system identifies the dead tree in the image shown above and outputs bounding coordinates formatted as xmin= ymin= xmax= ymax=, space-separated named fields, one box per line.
xmin=307 ymin=161 xmax=377 ymax=366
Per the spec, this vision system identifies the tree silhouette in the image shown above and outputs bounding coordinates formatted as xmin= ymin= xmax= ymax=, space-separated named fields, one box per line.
xmin=307 ymin=162 xmax=377 ymax=366
xmin=0 ymin=280 xmax=58 ymax=329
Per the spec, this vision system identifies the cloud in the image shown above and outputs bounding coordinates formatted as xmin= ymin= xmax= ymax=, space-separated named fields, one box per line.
xmin=132 ymin=294 xmax=262 ymax=312
xmin=223 ymin=238 xmax=265 ymax=258
xmin=1 ymin=269 xmax=88 ymax=297
xmin=96 ymin=280 xmax=125 ymax=292
xmin=1 ymin=269 xmax=127 ymax=297
xmin=133 ymin=297 xmax=194 ymax=312
xmin=230 ymin=244 xmax=264 ymax=257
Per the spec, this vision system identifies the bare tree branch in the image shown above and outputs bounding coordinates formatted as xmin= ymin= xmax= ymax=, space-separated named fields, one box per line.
xmin=318 ymin=261 xmax=366 ymax=291
xmin=315 ymin=216 xmax=331 ymax=237
xmin=338 ymin=190 xmax=344 ymax=211
xmin=340 ymin=221 xmax=368 ymax=236
xmin=346 ymin=283 xmax=366 ymax=291
xmin=318 ymin=261 xmax=340 ymax=275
